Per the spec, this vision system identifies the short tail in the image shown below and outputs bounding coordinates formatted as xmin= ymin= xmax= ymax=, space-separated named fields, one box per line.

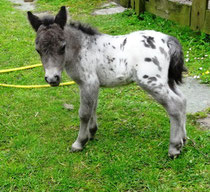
xmin=167 ymin=36 xmax=187 ymax=89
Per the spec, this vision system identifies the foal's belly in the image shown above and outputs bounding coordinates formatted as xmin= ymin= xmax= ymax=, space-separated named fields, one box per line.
xmin=97 ymin=67 xmax=134 ymax=87
xmin=99 ymin=77 xmax=133 ymax=87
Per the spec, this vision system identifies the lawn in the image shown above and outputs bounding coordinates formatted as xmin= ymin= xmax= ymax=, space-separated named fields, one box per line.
xmin=0 ymin=0 xmax=209 ymax=191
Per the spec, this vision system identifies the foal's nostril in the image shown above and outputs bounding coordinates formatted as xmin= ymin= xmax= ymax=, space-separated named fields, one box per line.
xmin=55 ymin=75 xmax=60 ymax=81
xmin=45 ymin=76 xmax=48 ymax=83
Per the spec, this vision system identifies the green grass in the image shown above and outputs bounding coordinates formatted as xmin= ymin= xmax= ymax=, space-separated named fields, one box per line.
xmin=0 ymin=0 xmax=209 ymax=191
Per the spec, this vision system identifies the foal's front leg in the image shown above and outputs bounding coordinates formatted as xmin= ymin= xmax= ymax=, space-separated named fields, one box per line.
xmin=88 ymin=100 xmax=98 ymax=140
xmin=71 ymin=82 xmax=99 ymax=152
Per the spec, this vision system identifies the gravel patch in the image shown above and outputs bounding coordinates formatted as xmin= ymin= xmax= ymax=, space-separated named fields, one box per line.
xmin=92 ymin=2 xmax=126 ymax=15
xmin=197 ymin=115 xmax=210 ymax=130
xmin=179 ymin=77 xmax=210 ymax=114
xmin=9 ymin=0 xmax=36 ymax=11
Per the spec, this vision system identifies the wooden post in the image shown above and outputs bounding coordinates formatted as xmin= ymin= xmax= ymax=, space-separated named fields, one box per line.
xmin=137 ymin=0 xmax=146 ymax=14
xmin=202 ymin=10 xmax=210 ymax=34
xmin=131 ymin=0 xmax=135 ymax=9
xmin=191 ymin=0 xmax=208 ymax=31
xmin=131 ymin=0 xmax=145 ymax=15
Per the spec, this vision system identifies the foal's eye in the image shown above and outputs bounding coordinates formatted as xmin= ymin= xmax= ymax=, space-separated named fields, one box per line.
xmin=58 ymin=44 xmax=66 ymax=55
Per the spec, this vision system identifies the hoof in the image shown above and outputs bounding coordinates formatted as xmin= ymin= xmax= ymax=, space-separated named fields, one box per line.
xmin=168 ymin=139 xmax=185 ymax=158
xmin=71 ymin=141 xmax=83 ymax=152
xmin=89 ymin=126 xmax=98 ymax=140
xmin=168 ymin=148 xmax=181 ymax=159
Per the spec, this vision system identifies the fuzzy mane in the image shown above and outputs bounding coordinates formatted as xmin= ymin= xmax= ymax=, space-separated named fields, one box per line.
xmin=39 ymin=15 xmax=100 ymax=36
xmin=69 ymin=21 xmax=100 ymax=36
xmin=40 ymin=15 xmax=55 ymax=26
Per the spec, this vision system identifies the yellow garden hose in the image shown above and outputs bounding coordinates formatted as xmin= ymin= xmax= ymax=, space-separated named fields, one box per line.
xmin=0 ymin=64 xmax=42 ymax=74
xmin=0 ymin=64 xmax=75 ymax=88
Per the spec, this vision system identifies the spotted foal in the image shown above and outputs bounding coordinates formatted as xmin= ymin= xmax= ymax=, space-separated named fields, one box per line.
xmin=28 ymin=6 xmax=187 ymax=158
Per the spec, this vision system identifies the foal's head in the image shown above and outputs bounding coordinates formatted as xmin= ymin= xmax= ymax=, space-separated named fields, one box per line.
xmin=28 ymin=7 xmax=67 ymax=86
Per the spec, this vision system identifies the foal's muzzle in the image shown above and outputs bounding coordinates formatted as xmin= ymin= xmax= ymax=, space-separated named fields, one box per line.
xmin=45 ymin=75 xmax=60 ymax=87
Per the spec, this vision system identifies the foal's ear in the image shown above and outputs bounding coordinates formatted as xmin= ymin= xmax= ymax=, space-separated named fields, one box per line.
xmin=27 ymin=11 xmax=42 ymax=32
xmin=55 ymin=6 xmax=67 ymax=29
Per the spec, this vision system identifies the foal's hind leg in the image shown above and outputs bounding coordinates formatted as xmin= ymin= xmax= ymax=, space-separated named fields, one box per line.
xmin=139 ymin=82 xmax=186 ymax=157
xmin=169 ymin=85 xmax=187 ymax=145
xmin=71 ymin=82 xmax=99 ymax=152
xmin=166 ymin=87 xmax=187 ymax=157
